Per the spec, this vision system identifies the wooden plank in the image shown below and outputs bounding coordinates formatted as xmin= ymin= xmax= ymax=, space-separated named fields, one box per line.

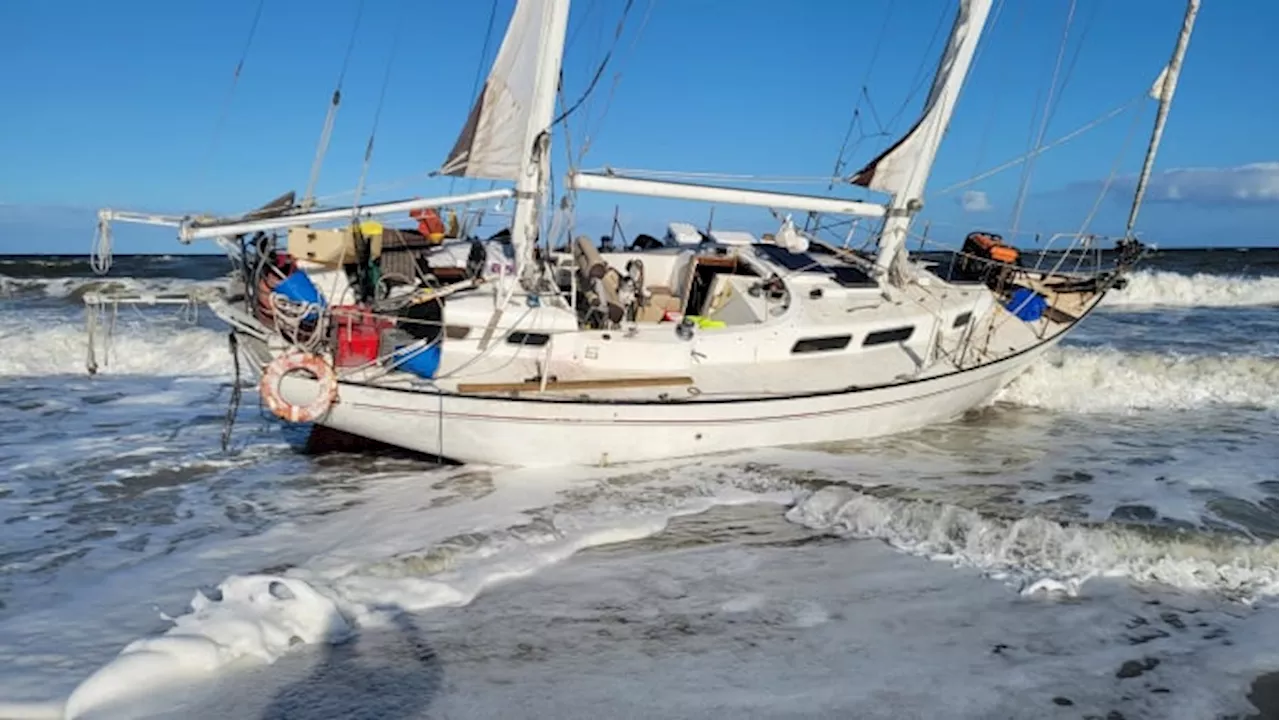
xmin=457 ymin=376 xmax=695 ymax=394
xmin=1041 ymin=305 xmax=1079 ymax=324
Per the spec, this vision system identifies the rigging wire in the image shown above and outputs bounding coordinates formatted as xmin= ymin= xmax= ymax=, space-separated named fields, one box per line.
xmin=557 ymin=83 xmax=578 ymax=188
xmin=302 ymin=0 xmax=367 ymax=209
xmin=830 ymin=2 xmax=896 ymax=183
xmin=1041 ymin=105 xmax=1145 ymax=278
xmin=573 ymin=0 xmax=610 ymax=153
xmin=563 ymin=0 xmax=604 ymax=54
xmin=965 ymin=0 xmax=1012 ymax=179
xmin=195 ymin=0 xmax=267 ymax=196
xmin=1073 ymin=107 xmax=1145 ymax=242
xmin=960 ymin=0 xmax=1007 ymax=87
xmin=881 ymin=1 xmax=954 ymax=136
xmin=310 ymin=170 xmax=442 ymax=205
xmin=552 ymin=0 xmax=601 ymax=217
xmin=467 ymin=0 xmax=501 ymax=96
xmin=1009 ymin=0 xmax=1078 ymax=241
xmin=351 ymin=3 xmax=406 ymax=212
xmin=551 ymin=0 xmax=635 ymax=127
xmin=581 ymin=167 xmax=841 ymax=185
xmin=808 ymin=0 xmax=949 ymax=241
xmin=1044 ymin=0 xmax=1100 ymax=126
xmin=547 ymin=83 xmax=568 ymax=240
xmin=452 ymin=0 xmax=501 ymax=195
xmin=575 ymin=0 xmax=656 ymax=164
xmin=355 ymin=53 xmax=399 ymax=207
xmin=825 ymin=0 xmax=951 ymax=195
xmin=930 ymin=93 xmax=1144 ymax=197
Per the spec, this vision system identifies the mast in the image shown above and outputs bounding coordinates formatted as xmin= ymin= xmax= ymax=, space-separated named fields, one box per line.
xmin=1125 ymin=0 xmax=1200 ymax=238
xmin=849 ymin=0 xmax=993 ymax=285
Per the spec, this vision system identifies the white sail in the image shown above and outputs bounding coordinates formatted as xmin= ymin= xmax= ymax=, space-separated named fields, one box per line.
xmin=850 ymin=0 xmax=992 ymax=196
xmin=854 ymin=0 xmax=993 ymax=283
xmin=441 ymin=0 xmax=559 ymax=180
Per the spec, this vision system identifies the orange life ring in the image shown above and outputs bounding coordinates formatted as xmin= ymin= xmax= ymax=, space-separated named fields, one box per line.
xmin=259 ymin=352 xmax=338 ymax=423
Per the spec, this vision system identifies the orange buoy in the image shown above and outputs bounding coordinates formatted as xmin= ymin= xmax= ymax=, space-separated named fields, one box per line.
xmin=259 ymin=352 xmax=338 ymax=423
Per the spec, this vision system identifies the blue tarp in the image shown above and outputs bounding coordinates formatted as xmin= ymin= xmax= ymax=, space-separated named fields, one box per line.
xmin=389 ymin=342 xmax=442 ymax=379
xmin=1005 ymin=287 xmax=1047 ymax=322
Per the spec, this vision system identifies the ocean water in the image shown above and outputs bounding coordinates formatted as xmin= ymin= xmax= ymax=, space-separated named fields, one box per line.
xmin=0 ymin=248 xmax=1275 ymax=719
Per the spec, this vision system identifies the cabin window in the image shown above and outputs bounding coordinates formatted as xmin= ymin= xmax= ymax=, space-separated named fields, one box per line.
xmin=507 ymin=331 xmax=550 ymax=347
xmin=445 ymin=325 xmax=471 ymax=340
xmin=952 ymin=312 xmax=972 ymax=329
xmin=791 ymin=335 xmax=852 ymax=354
xmin=863 ymin=326 xmax=914 ymax=346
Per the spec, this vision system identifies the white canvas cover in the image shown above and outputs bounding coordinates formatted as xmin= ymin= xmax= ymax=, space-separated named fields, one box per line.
xmin=708 ymin=229 xmax=757 ymax=246
xmin=666 ymin=222 xmax=703 ymax=246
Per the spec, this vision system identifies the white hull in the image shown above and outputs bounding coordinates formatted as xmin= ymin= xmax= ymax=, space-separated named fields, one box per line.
xmin=254 ymin=329 xmax=1062 ymax=467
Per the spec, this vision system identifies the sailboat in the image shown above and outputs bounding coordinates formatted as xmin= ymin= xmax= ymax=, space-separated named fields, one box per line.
xmin=90 ymin=0 xmax=1199 ymax=467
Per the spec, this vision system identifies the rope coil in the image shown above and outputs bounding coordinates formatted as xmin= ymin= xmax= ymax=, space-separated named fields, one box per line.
xmin=90 ymin=216 xmax=113 ymax=276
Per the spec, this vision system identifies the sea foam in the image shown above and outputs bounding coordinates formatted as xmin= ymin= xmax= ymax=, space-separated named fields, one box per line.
xmin=0 ymin=320 xmax=232 ymax=377
xmin=1105 ymin=269 xmax=1278 ymax=308
xmin=786 ymin=485 xmax=1279 ymax=601
xmin=998 ymin=346 xmax=1278 ymax=412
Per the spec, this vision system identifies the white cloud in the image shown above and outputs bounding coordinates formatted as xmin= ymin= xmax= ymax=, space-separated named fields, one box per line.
xmin=959 ymin=190 xmax=992 ymax=212
xmin=1119 ymin=162 xmax=1278 ymax=206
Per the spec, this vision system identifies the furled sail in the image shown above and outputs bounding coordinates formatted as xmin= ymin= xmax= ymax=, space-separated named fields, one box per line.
xmin=441 ymin=0 xmax=554 ymax=181
xmin=849 ymin=0 xmax=992 ymax=199
xmin=1126 ymin=0 xmax=1200 ymax=237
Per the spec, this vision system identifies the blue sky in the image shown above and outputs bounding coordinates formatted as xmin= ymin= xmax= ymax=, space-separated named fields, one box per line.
xmin=1 ymin=0 xmax=1276 ymax=253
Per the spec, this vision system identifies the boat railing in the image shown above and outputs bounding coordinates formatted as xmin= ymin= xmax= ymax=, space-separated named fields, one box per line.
xmin=80 ymin=287 xmax=219 ymax=375
xmin=914 ymin=230 xmax=1143 ymax=285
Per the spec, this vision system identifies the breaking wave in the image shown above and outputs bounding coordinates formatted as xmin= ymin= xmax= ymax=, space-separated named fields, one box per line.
xmin=0 ymin=321 xmax=232 ymax=377
xmin=1000 ymin=347 xmax=1279 ymax=413
xmin=786 ymin=485 xmax=1279 ymax=600
xmin=1105 ymin=270 xmax=1278 ymax=308
xmin=0 ymin=275 xmax=224 ymax=302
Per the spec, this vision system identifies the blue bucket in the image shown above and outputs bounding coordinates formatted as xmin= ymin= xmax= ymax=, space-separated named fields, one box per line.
xmin=390 ymin=342 xmax=442 ymax=379
xmin=273 ymin=271 xmax=325 ymax=308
